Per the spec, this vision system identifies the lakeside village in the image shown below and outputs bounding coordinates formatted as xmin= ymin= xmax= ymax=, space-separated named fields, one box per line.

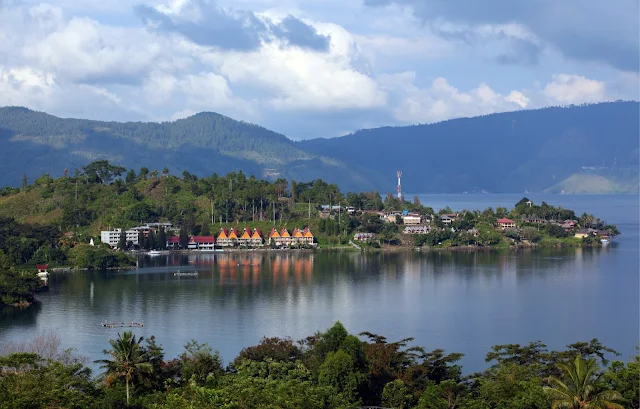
xmin=98 ymin=198 xmax=618 ymax=253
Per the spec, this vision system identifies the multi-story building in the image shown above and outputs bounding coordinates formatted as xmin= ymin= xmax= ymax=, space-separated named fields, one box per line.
xmin=100 ymin=228 xmax=140 ymax=248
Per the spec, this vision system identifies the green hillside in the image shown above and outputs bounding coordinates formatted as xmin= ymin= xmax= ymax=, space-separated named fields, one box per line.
xmin=1 ymin=102 xmax=638 ymax=193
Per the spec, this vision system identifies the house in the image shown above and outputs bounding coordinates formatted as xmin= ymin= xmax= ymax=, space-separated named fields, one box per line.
xmin=403 ymin=225 xmax=430 ymax=234
xmin=574 ymin=229 xmax=592 ymax=239
xmin=384 ymin=212 xmax=402 ymax=223
xmin=402 ymin=213 xmax=422 ymax=225
xmin=522 ymin=216 xmax=547 ymax=225
xmin=228 ymin=227 xmax=240 ymax=245
xmin=250 ymin=228 xmax=264 ymax=246
xmin=166 ymin=236 xmax=180 ymax=249
xmin=238 ymin=228 xmax=253 ymax=246
xmin=292 ymin=227 xmax=304 ymax=244
xmin=497 ymin=218 xmax=516 ymax=230
xmin=191 ymin=236 xmax=215 ymax=250
xmin=302 ymin=227 xmax=315 ymax=245
xmin=279 ymin=228 xmax=292 ymax=246
xmin=560 ymin=220 xmax=577 ymax=230
xmin=268 ymin=227 xmax=282 ymax=246
xmin=440 ymin=215 xmax=453 ymax=226
xmin=354 ymin=232 xmax=376 ymax=241
xmin=346 ymin=206 xmax=355 ymax=214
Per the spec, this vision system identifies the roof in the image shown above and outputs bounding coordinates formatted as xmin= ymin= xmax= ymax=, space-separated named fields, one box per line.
xmin=167 ymin=236 xmax=180 ymax=243
xmin=280 ymin=228 xmax=290 ymax=237
xmin=240 ymin=228 xmax=251 ymax=239
xmin=303 ymin=227 xmax=313 ymax=237
xmin=217 ymin=228 xmax=229 ymax=239
xmin=251 ymin=228 xmax=263 ymax=239
xmin=293 ymin=228 xmax=304 ymax=237
xmin=192 ymin=236 xmax=215 ymax=243
xmin=497 ymin=218 xmax=515 ymax=224
xmin=36 ymin=264 xmax=48 ymax=270
xmin=228 ymin=227 xmax=240 ymax=239
xmin=269 ymin=227 xmax=280 ymax=238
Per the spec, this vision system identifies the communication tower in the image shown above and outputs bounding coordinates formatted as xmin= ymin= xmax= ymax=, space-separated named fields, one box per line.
xmin=397 ymin=171 xmax=402 ymax=200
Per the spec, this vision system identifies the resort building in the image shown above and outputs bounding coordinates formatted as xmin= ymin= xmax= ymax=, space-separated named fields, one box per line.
xmin=403 ymin=225 xmax=430 ymax=235
xmin=188 ymin=236 xmax=215 ymax=250
xmin=268 ymin=227 xmax=314 ymax=247
xmin=250 ymin=228 xmax=264 ymax=246
xmin=239 ymin=228 xmax=253 ymax=247
xmin=402 ymin=213 xmax=422 ymax=225
xmin=217 ymin=228 xmax=240 ymax=247
xmin=497 ymin=218 xmax=517 ymax=230
xmin=100 ymin=228 xmax=140 ymax=248
xmin=354 ymin=232 xmax=376 ymax=242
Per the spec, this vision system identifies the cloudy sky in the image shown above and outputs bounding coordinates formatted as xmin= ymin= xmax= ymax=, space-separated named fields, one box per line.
xmin=0 ymin=0 xmax=638 ymax=139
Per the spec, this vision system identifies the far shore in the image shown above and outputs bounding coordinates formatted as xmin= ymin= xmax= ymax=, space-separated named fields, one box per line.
xmin=45 ymin=241 xmax=613 ymax=272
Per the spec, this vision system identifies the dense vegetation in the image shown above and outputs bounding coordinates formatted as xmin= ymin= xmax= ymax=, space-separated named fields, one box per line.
xmin=0 ymin=323 xmax=637 ymax=408
xmin=0 ymin=162 xmax=617 ymax=256
xmin=1 ymin=102 xmax=638 ymax=193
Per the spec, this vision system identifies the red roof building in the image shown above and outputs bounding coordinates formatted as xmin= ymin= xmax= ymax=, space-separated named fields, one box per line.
xmin=497 ymin=218 xmax=516 ymax=230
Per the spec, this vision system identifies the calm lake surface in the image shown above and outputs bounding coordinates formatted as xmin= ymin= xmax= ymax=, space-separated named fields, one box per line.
xmin=1 ymin=194 xmax=638 ymax=373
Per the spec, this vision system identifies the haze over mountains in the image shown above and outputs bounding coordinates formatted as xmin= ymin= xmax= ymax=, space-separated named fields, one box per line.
xmin=0 ymin=101 xmax=638 ymax=194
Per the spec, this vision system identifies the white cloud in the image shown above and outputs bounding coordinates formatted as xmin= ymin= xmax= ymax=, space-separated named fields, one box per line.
xmin=388 ymin=76 xmax=528 ymax=123
xmin=543 ymin=74 xmax=606 ymax=104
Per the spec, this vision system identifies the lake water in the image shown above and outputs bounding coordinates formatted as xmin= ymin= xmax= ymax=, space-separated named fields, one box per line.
xmin=1 ymin=194 xmax=638 ymax=373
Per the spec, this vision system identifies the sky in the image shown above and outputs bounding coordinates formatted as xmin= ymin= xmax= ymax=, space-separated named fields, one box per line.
xmin=0 ymin=0 xmax=638 ymax=139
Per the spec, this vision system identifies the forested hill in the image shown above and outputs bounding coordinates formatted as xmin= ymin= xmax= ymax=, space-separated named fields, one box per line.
xmin=0 ymin=107 xmax=374 ymax=192
xmin=1 ymin=102 xmax=638 ymax=193
xmin=300 ymin=101 xmax=640 ymax=194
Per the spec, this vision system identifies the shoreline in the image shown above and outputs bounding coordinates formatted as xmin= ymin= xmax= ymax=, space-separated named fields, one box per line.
xmin=44 ymin=241 xmax=613 ymax=272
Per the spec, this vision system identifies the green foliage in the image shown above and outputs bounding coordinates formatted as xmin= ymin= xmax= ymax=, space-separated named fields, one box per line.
xmin=381 ymin=379 xmax=413 ymax=409
xmin=68 ymin=244 xmax=135 ymax=269
xmin=180 ymin=340 xmax=224 ymax=386
xmin=0 ymin=250 xmax=41 ymax=306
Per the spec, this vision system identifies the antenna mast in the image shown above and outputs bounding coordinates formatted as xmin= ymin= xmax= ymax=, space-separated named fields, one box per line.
xmin=397 ymin=171 xmax=403 ymax=200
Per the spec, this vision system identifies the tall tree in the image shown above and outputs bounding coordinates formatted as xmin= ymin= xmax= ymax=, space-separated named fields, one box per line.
xmin=138 ymin=230 xmax=146 ymax=250
xmin=95 ymin=331 xmax=153 ymax=405
xmin=543 ymin=355 xmax=624 ymax=409
xmin=200 ymin=223 xmax=210 ymax=236
xmin=117 ymin=230 xmax=126 ymax=251
xmin=21 ymin=172 xmax=27 ymax=191
xmin=158 ymin=228 xmax=166 ymax=250
xmin=179 ymin=227 xmax=189 ymax=249
xmin=147 ymin=230 xmax=156 ymax=250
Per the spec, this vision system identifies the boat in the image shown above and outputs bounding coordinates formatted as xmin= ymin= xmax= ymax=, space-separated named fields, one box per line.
xmin=601 ymin=238 xmax=609 ymax=246
xmin=148 ymin=250 xmax=162 ymax=256
xmin=174 ymin=271 xmax=199 ymax=277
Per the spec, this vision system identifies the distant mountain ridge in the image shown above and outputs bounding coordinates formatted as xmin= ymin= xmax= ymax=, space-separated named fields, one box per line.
xmin=0 ymin=102 xmax=638 ymax=193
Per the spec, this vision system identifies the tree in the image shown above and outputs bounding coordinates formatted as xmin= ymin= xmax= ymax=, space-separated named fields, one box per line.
xmin=21 ymin=172 xmax=27 ymax=191
xmin=117 ymin=230 xmax=126 ymax=251
xmin=147 ymin=230 xmax=156 ymax=250
xmin=382 ymin=379 xmax=412 ymax=409
xmin=138 ymin=230 xmax=146 ymax=250
xmin=82 ymin=160 xmax=126 ymax=185
xmin=543 ymin=354 xmax=624 ymax=409
xmin=158 ymin=228 xmax=166 ymax=250
xmin=125 ymin=169 xmax=136 ymax=185
xmin=318 ymin=349 xmax=361 ymax=402
xmin=180 ymin=340 xmax=224 ymax=386
xmin=96 ymin=331 xmax=153 ymax=405
xmin=201 ymin=223 xmax=210 ymax=236
xmin=179 ymin=227 xmax=189 ymax=249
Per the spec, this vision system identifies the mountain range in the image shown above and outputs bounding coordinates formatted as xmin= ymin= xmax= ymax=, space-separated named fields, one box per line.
xmin=0 ymin=102 xmax=638 ymax=194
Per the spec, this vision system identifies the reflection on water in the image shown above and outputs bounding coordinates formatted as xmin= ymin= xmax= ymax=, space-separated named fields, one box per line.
xmin=0 ymin=244 xmax=636 ymax=374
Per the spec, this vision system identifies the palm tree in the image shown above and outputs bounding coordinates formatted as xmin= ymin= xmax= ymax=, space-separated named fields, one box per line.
xmin=96 ymin=331 xmax=153 ymax=405
xmin=543 ymin=354 xmax=624 ymax=409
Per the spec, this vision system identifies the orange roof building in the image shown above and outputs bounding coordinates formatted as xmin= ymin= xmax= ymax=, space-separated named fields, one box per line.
xmin=251 ymin=228 xmax=264 ymax=246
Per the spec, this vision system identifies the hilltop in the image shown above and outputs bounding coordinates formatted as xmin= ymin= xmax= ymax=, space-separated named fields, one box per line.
xmin=1 ymin=102 xmax=638 ymax=193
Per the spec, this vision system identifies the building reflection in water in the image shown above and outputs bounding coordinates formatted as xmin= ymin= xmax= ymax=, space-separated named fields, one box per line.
xmin=216 ymin=253 xmax=314 ymax=287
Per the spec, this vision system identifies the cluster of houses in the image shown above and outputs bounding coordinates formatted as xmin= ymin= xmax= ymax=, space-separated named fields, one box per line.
xmin=101 ymin=225 xmax=316 ymax=250
xmin=100 ymin=223 xmax=175 ymax=247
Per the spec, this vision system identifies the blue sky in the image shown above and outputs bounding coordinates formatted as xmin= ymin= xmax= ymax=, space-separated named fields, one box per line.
xmin=0 ymin=0 xmax=638 ymax=139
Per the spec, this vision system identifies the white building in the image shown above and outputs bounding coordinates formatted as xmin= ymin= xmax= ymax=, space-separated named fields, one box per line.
xmin=402 ymin=213 xmax=422 ymax=225
xmin=100 ymin=228 xmax=140 ymax=248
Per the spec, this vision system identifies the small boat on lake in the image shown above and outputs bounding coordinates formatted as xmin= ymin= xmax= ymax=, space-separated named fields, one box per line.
xmin=174 ymin=271 xmax=199 ymax=277
xmin=148 ymin=250 xmax=162 ymax=256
